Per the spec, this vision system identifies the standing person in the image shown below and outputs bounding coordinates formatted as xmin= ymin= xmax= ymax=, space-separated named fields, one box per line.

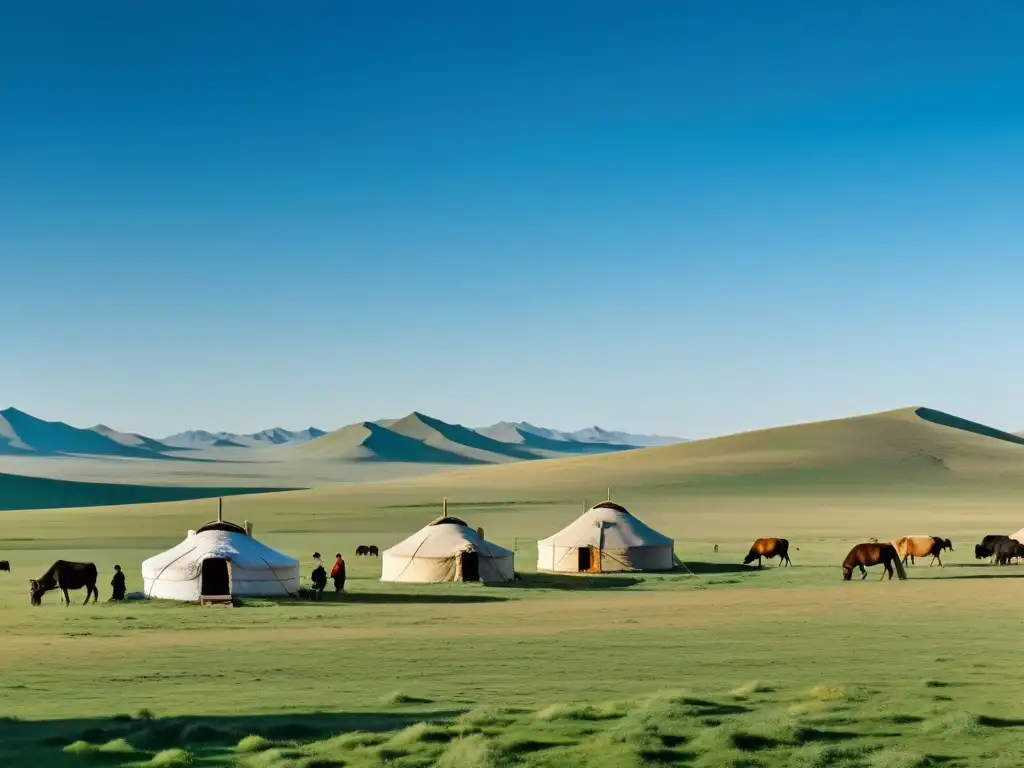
xmin=110 ymin=565 xmax=126 ymax=601
xmin=330 ymin=552 xmax=346 ymax=593
xmin=310 ymin=552 xmax=327 ymax=599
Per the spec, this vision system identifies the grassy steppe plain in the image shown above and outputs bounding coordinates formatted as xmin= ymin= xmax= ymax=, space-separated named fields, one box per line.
xmin=4 ymin=408 xmax=1024 ymax=767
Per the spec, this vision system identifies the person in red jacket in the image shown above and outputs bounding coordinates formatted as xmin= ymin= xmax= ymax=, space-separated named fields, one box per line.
xmin=330 ymin=552 xmax=346 ymax=593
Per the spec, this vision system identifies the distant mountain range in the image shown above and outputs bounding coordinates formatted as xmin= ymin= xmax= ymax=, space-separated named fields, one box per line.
xmin=160 ymin=427 xmax=327 ymax=449
xmin=477 ymin=421 xmax=684 ymax=448
xmin=0 ymin=406 xmax=684 ymax=464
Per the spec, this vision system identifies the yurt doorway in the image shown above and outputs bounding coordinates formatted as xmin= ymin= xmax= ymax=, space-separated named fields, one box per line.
xmin=577 ymin=546 xmax=598 ymax=572
xmin=459 ymin=552 xmax=480 ymax=582
xmin=201 ymin=558 xmax=231 ymax=602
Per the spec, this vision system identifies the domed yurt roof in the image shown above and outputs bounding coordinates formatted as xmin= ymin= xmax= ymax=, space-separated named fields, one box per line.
xmin=537 ymin=499 xmax=674 ymax=573
xmin=381 ymin=505 xmax=514 ymax=583
xmin=142 ymin=516 xmax=299 ymax=601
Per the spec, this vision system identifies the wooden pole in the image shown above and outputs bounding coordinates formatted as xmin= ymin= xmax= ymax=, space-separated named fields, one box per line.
xmin=443 ymin=497 xmax=447 ymax=518
xmin=218 ymin=497 xmax=223 ymax=522
xmin=607 ymin=486 xmax=611 ymax=501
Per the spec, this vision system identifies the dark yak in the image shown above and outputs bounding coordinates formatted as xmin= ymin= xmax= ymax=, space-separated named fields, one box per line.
xmin=842 ymin=543 xmax=907 ymax=581
xmin=992 ymin=539 xmax=1024 ymax=566
xmin=29 ymin=560 xmax=99 ymax=606
xmin=975 ymin=534 xmax=1011 ymax=561
xmin=355 ymin=545 xmax=369 ymax=556
xmin=368 ymin=545 xmax=379 ymax=557
xmin=743 ymin=537 xmax=792 ymax=567
xmin=0 ymin=560 xmax=9 ymax=572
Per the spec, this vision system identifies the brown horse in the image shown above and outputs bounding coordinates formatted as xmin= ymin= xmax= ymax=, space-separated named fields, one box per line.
xmin=743 ymin=537 xmax=792 ymax=567
xmin=892 ymin=535 xmax=953 ymax=567
xmin=842 ymin=543 xmax=907 ymax=581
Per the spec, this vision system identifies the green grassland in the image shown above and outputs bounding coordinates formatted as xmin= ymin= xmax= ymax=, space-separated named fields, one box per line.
xmin=4 ymin=407 xmax=1024 ymax=766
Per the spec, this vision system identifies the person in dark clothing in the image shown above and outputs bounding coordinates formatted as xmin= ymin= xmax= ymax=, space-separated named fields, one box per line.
xmin=310 ymin=552 xmax=327 ymax=599
xmin=110 ymin=565 xmax=126 ymax=601
xmin=330 ymin=553 xmax=346 ymax=593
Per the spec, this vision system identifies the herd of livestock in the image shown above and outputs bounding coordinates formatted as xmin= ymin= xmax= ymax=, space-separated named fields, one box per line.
xmin=3 ymin=532 xmax=1023 ymax=607
xmin=745 ymin=533 xmax=1024 ymax=582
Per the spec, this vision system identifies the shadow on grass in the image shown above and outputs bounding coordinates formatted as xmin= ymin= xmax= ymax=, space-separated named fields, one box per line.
xmin=0 ymin=709 xmax=465 ymax=767
xmin=929 ymin=571 xmax=1024 ymax=580
xmin=679 ymin=561 xmax=761 ymax=575
xmin=493 ymin=573 xmax=643 ymax=590
xmin=269 ymin=593 xmax=509 ymax=606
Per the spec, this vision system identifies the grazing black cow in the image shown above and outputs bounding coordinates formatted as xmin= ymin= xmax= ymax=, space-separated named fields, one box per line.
xmin=368 ymin=545 xmax=379 ymax=557
xmin=355 ymin=545 xmax=369 ymax=556
xmin=0 ymin=560 xmax=9 ymax=572
xmin=29 ymin=561 xmax=99 ymax=606
xmin=992 ymin=539 xmax=1024 ymax=566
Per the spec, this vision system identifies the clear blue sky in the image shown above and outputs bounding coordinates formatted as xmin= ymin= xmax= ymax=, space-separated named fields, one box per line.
xmin=3 ymin=1 xmax=1023 ymax=438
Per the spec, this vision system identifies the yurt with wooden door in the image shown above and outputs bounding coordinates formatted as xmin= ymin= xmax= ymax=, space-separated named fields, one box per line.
xmin=380 ymin=513 xmax=514 ymax=584
xmin=536 ymin=501 xmax=674 ymax=573
xmin=142 ymin=514 xmax=299 ymax=603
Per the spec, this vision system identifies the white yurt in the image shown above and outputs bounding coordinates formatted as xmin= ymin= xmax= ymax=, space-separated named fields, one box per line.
xmin=381 ymin=512 xmax=514 ymax=584
xmin=1011 ymin=528 xmax=1024 ymax=544
xmin=142 ymin=515 xmax=299 ymax=603
xmin=537 ymin=501 xmax=674 ymax=573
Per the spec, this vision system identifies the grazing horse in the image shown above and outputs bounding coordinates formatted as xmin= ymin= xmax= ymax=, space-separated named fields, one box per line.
xmin=892 ymin=536 xmax=953 ymax=567
xmin=842 ymin=543 xmax=908 ymax=581
xmin=355 ymin=545 xmax=369 ymax=556
xmin=0 ymin=560 xmax=9 ymax=572
xmin=29 ymin=561 xmax=99 ymax=606
xmin=368 ymin=545 xmax=379 ymax=557
xmin=743 ymin=538 xmax=792 ymax=567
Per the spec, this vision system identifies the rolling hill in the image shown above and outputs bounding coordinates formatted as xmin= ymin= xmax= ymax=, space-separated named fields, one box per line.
xmin=7 ymin=406 xmax=1024 ymax=513
xmin=191 ymin=406 xmax=1024 ymax=512
xmin=0 ymin=471 xmax=290 ymax=512
xmin=90 ymin=424 xmax=180 ymax=453
xmin=0 ymin=408 xmax=167 ymax=459
xmin=294 ymin=420 xmax=484 ymax=464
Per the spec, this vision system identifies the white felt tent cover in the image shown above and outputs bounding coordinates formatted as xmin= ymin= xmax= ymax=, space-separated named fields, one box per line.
xmin=380 ymin=517 xmax=515 ymax=583
xmin=142 ymin=529 xmax=300 ymax=601
xmin=1011 ymin=528 xmax=1024 ymax=544
xmin=536 ymin=502 xmax=675 ymax=573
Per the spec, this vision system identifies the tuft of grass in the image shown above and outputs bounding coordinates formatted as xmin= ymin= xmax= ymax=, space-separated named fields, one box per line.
xmin=385 ymin=721 xmax=455 ymax=748
xmin=380 ymin=691 xmax=433 ymax=706
xmin=436 ymin=734 xmax=503 ymax=768
xmin=791 ymin=743 xmax=873 ymax=768
xmin=241 ymin=747 xmax=292 ymax=767
xmin=921 ymin=711 xmax=980 ymax=735
xmin=454 ymin=705 xmax=518 ymax=731
xmin=729 ymin=680 xmax=773 ymax=700
xmin=535 ymin=702 xmax=623 ymax=722
xmin=62 ymin=740 xmax=99 ymax=756
xmin=869 ymin=747 xmax=932 ymax=768
xmin=98 ymin=737 xmax=138 ymax=755
xmin=809 ymin=685 xmax=845 ymax=701
xmin=144 ymin=748 xmax=195 ymax=767
xmin=236 ymin=734 xmax=274 ymax=753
